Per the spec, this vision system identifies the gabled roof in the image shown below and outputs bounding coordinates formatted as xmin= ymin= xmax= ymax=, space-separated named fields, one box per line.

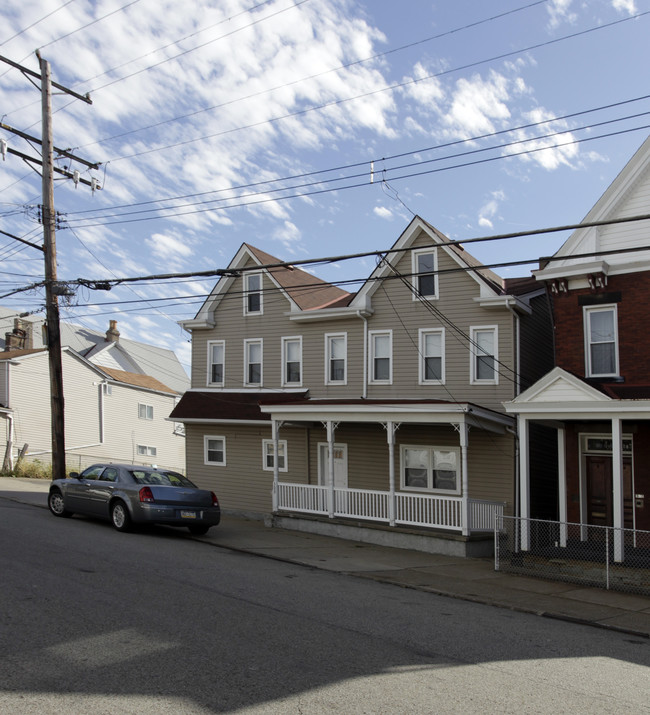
xmin=245 ymin=244 xmax=351 ymax=310
xmin=535 ymin=134 xmax=650 ymax=280
xmin=188 ymin=243 xmax=351 ymax=327
xmin=0 ymin=307 xmax=189 ymax=393
xmin=350 ymin=215 xmax=506 ymax=307
xmin=98 ymin=366 xmax=177 ymax=395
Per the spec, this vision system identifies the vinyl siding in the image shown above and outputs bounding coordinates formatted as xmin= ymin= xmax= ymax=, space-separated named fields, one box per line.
xmin=185 ymin=423 xmax=309 ymax=514
xmin=4 ymin=351 xmax=184 ymax=472
xmin=197 ymin=421 xmax=515 ymax=514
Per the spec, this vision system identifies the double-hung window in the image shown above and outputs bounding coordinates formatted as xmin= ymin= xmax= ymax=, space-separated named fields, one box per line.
xmin=412 ymin=248 xmax=438 ymax=300
xmin=584 ymin=305 xmax=618 ymax=377
xmin=470 ymin=326 xmax=498 ymax=384
xmin=244 ymin=339 xmax=263 ymax=386
xmin=138 ymin=403 xmax=153 ymax=420
xmin=325 ymin=333 xmax=347 ymax=384
xmin=282 ymin=337 xmax=302 ymax=386
xmin=208 ymin=340 xmax=225 ymax=386
xmin=137 ymin=444 xmax=157 ymax=457
xmin=369 ymin=330 xmax=392 ymax=384
xmin=204 ymin=435 xmax=226 ymax=466
xmin=244 ymin=272 xmax=263 ymax=314
xmin=401 ymin=445 xmax=460 ymax=493
xmin=419 ymin=328 xmax=445 ymax=383
xmin=262 ymin=439 xmax=287 ymax=472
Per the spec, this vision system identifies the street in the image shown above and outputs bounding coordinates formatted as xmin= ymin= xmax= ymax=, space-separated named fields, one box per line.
xmin=1 ymin=497 xmax=649 ymax=714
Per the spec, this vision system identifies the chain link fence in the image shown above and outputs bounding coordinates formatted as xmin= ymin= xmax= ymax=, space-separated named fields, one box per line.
xmin=495 ymin=516 xmax=650 ymax=596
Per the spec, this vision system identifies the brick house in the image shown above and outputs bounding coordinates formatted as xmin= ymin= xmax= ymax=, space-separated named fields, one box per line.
xmin=505 ymin=135 xmax=650 ymax=561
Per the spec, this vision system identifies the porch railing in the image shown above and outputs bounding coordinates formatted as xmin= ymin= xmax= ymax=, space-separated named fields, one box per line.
xmin=277 ymin=482 xmax=504 ymax=533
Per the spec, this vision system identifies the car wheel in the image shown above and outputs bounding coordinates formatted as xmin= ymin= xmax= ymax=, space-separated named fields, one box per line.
xmin=48 ymin=489 xmax=72 ymax=518
xmin=110 ymin=500 xmax=131 ymax=532
xmin=188 ymin=525 xmax=210 ymax=536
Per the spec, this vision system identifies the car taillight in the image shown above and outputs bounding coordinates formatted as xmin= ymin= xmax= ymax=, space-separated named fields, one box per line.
xmin=139 ymin=486 xmax=154 ymax=503
xmin=211 ymin=491 xmax=219 ymax=507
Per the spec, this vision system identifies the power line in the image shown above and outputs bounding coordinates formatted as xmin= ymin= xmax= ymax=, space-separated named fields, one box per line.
xmin=89 ymin=9 xmax=650 ymax=164
xmin=0 ymin=0 xmax=75 ymax=48
xmin=60 ymin=108 xmax=650 ymax=223
xmin=60 ymin=124 xmax=650 ymax=228
xmin=70 ymin=0 xmax=548 ymax=151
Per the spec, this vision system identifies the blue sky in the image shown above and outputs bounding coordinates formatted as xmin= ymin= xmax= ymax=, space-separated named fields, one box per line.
xmin=1 ymin=0 xmax=649 ymax=373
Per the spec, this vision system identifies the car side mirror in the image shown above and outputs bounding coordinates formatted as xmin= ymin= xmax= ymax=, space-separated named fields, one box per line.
xmin=68 ymin=472 xmax=80 ymax=479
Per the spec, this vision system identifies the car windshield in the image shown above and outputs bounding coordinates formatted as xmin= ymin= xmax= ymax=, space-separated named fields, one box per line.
xmin=129 ymin=470 xmax=197 ymax=488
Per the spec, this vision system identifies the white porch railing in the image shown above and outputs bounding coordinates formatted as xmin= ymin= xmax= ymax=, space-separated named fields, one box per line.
xmin=277 ymin=482 xmax=504 ymax=533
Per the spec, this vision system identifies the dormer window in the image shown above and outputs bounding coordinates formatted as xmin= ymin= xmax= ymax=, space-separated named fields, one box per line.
xmin=584 ymin=305 xmax=618 ymax=377
xmin=412 ymin=248 xmax=438 ymax=300
xmin=244 ymin=273 xmax=262 ymax=314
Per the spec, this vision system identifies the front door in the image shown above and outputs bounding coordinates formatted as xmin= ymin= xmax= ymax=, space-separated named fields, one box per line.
xmin=586 ymin=455 xmax=633 ymax=528
xmin=318 ymin=443 xmax=348 ymax=489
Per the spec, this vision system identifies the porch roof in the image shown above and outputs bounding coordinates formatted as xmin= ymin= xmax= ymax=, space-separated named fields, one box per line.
xmin=504 ymin=367 xmax=650 ymax=420
xmin=259 ymin=398 xmax=514 ymax=433
xmin=168 ymin=390 xmax=308 ymax=423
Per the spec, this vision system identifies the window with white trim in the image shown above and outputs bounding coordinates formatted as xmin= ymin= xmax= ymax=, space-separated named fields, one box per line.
xmin=204 ymin=435 xmax=226 ymax=466
xmin=136 ymin=444 xmax=157 ymax=457
xmin=262 ymin=439 xmax=287 ymax=471
xmin=282 ymin=336 xmax=302 ymax=386
xmin=207 ymin=340 xmax=225 ymax=386
xmin=325 ymin=333 xmax=347 ymax=384
xmin=419 ymin=328 xmax=445 ymax=383
xmin=412 ymin=248 xmax=438 ymax=299
xmin=584 ymin=305 xmax=619 ymax=377
xmin=400 ymin=445 xmax=460 ymax=493
xmin=470 ymin=326 xmax=498 ymax=384
xmin=369 ymin=330 xmax=392 ymax=384
xmin=244 ymin=272 xmax=263 ymax=314
xmin=244 ymin=338 xmax=263 ymax=386
xmin=138 ymin=403 xmax=153 ymax=420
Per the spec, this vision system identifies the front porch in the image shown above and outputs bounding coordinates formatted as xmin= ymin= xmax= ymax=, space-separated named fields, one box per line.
xmin=277 ymin=481 xmax=503 ymax=532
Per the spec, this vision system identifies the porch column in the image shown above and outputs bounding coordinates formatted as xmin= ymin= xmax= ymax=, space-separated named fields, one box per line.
xmin=518 ymin=415 xmax=530 ymax=551
xmin=558 ymin=426 xmax=567 ymax=547
xmin=386 ymin=421 xmax=396 ymax=527
xmin=326 ymin=420 xmax=336 ymax=518
xmin=612 ymin=417 xmax=625 ymax=562
xmin=271 ymin=419 xmax=281 ymax=513
xmin=460 ymin=421 xmax=469 ymax=536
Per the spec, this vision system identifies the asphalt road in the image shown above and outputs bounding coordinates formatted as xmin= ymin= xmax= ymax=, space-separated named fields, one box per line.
xmin=1 ymin=498 xmax=649 ymax=714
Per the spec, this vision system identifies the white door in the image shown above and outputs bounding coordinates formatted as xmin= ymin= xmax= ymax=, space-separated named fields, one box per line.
xmin=318 ymin=443 xmax=348 ymax=489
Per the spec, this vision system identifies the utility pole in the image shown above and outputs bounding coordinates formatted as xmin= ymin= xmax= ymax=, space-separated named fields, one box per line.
xmin=0 ymin=52 xmax=98 ymax=480
xmin=39 ymin=55 xmax=66 ymax=482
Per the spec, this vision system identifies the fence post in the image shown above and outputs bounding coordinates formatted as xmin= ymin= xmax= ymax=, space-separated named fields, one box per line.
xmin=605 ymin=527 xmax=610 ymax=590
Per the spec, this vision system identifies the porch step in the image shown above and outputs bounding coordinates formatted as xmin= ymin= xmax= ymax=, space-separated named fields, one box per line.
xmin=269 ymin=512 xmax=494 ymax=558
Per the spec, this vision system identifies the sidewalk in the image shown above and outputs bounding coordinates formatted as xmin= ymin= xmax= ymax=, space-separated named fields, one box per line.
xmin=2 ymin=476 xmax=649 ymax=638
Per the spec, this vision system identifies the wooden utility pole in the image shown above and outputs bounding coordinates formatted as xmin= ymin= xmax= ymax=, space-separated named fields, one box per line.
xmin=39 ymin=55 xmax=66 ymax=482
xmin=0 ymin=53 xmax=98 ymax=480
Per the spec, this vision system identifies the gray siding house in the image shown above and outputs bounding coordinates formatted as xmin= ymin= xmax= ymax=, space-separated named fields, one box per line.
xmin=172 ymin=216 xmax=553 ymax=555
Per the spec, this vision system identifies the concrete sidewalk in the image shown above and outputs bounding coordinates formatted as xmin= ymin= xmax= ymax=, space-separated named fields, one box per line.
xmin=2 ymin=476 xmax=649 ymax=638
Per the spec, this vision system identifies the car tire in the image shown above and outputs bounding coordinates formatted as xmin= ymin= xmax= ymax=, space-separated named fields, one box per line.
xmin=110 ymin=500 xmax=132 ymax=532
xmin=48 ymin=489 xmax=72 ymax=518
xmin=188 ymin=525 xmax=210 ymax=536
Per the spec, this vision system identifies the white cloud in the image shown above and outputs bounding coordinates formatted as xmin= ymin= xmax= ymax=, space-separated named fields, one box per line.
xmin=373 ymin=206 xmax=393 ymax=220
xmin=612 ymin=0 xmax=636 ymax=14
xmin=145 ymin=233 xmax=193 ymax=261
xmin=547 ymin=0 xmax=577 ymax=28
xmin=443 ymin=71 xmax=513 ymax=136
xmin=477 ymin=191 xmax=505 ymax=229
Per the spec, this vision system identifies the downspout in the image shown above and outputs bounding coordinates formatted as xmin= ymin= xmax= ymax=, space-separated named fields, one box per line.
xmin=506 ymin=301 xmax=521 ymax=396
xmin=358 ymin=311 xmax=368 ymax=399
xmin=6 ymin=414 xmax=14 ymax=470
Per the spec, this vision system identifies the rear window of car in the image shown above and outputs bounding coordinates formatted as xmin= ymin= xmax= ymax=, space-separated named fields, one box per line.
xmin=129 ymin=470 xmax=197 ymax=488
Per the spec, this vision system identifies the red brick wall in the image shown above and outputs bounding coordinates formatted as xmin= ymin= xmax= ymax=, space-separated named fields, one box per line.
xmin=552 ymin=271 xmax=650 ymax=382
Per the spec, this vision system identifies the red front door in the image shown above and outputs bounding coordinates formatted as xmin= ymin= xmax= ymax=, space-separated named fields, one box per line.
xmin=586 ymin=455 xmax=633 ymax=528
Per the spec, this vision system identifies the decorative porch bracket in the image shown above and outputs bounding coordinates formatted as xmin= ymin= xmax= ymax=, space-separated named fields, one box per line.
xmin=382 ymin=421 xmax=401 ymax=526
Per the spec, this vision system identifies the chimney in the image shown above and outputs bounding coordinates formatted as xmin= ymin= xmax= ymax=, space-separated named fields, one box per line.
xmin=4 ymin=318 xmax=33 ymax=351
xmin=105 ymin=320 xmax=120 ymax=343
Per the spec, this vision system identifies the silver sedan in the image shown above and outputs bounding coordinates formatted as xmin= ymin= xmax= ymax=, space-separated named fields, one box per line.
xmin=48 ymin=463 xmax=220 ymax=535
